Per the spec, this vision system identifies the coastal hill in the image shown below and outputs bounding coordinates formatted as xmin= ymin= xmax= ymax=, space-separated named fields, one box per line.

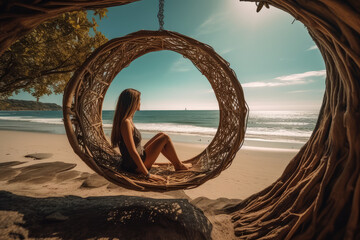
xmin=0 ymin=99 xmax=62 ymax=111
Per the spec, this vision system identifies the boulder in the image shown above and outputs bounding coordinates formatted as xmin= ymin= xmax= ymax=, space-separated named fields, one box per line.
xmin=0 ymin=191 xmax=212 ymax=240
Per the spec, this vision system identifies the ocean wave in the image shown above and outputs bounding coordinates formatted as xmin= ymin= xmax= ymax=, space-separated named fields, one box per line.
xmin=262 ymin=122 xmax=311 ymax=126
xmin=0 ymin=116 xmax=313 ymax=139
xmin=103 ymin=122 xmax=218 ymax=136
xmin=0 ymin=112 xmax=315 ymax=141
xmin=246 ymin=127 xmax=312 ymax=138
xmin=0 ymin=116 xmax=64 ymax=125
xmin=250 ymin=111 xmax=319 ymax=120
xmin=244 ymin=137 xmax=307 ymax=144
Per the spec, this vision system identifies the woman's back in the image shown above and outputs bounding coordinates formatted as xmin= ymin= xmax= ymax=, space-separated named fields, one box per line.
xmin=119 ymin=124 xmax=146 ymax=172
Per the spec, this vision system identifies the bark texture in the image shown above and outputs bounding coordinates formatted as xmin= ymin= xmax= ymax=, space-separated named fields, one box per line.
xmin=225 ymin=0 xmax=360 ymax=239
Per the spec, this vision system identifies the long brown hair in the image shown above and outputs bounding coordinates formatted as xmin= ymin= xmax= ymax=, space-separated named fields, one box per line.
xmin=111 ymin=88 xmax=141 ymax=148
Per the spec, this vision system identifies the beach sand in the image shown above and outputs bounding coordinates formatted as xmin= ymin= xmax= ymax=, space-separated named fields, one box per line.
xmin=0 ymin=130 xmax=299 ymax=239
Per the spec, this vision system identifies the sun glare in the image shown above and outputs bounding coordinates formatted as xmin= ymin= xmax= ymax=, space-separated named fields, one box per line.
xmin=226 ymin=2 xmax=283 ymax=28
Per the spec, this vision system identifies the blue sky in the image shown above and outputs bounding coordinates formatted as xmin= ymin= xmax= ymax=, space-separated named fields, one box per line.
xmin=12 ymin=0 xmax=325 ymax=111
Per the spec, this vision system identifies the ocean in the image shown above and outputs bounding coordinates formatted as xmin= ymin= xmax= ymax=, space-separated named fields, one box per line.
xmin=0 ymin=110 xmax=319 ymax=150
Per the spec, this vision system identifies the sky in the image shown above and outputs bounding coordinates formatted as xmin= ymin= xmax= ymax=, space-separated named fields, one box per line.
xmin=12 ymin=0 xmax=326 ymax=111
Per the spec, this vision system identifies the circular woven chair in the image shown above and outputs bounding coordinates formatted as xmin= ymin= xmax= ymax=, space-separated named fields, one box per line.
xmin=63 ymin=30 xmax=248 ymax=191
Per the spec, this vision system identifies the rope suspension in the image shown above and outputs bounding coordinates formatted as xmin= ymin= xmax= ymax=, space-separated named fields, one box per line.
xmin=157 ymin=0 xmax=165 ymax=30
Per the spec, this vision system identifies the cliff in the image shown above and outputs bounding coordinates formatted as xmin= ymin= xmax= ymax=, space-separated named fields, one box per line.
xmin=0 ymin=99 xmax=62 ymax=111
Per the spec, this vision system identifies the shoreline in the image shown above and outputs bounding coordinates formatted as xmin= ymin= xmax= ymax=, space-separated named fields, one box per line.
xmin=0 ymin=130 xmax=298 ymax=200
xmin=0 ymin=119 xmax=306 ymax=151
xmin=0 ymin=109 xmax=316 ymax=151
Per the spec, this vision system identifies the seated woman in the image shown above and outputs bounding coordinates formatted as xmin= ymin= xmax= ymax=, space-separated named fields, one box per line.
xmin=111 ymin=88 xmax=191 ymax=181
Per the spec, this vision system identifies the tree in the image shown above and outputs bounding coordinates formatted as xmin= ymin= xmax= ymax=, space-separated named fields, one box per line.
xmin=0 ymin=9 xmax=108 ymax=100
xmin=226 ymin=0 xmax=360 ymax=239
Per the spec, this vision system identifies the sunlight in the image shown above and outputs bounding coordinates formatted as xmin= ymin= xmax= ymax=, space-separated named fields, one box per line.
xmin=226 ymin=2 xmax=284 ymax=28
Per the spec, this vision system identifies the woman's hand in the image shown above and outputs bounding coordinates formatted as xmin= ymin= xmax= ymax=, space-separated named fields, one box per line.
xmin=149 ymin=174 xmax=166 ymax=182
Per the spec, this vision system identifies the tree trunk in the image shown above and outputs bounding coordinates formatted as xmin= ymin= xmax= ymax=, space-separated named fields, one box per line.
xmin=226 ymin=0 xmax=360 ymax=239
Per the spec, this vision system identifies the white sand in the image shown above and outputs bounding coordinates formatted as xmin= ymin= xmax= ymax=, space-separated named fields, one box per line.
xmin=0 ymin=130 xmax=299 ymax=239
xmin=0 ymin=130 xmax=298 ymax=200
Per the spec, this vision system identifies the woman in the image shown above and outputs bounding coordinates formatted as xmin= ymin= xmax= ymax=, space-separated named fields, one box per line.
xmin=111 ymin=88 xmax=190 ymax=181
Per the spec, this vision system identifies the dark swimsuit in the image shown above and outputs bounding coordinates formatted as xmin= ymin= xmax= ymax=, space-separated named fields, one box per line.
xmin=119 ymin=125 xmax=146 ymax=173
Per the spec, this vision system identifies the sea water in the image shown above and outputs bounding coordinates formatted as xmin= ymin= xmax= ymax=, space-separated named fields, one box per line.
xmin=0 ymin=110 xmax=319 ymax=150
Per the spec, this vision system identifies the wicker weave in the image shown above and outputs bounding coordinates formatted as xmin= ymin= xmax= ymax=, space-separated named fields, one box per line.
xmin=63 ymin=30 xmax=248 ymax=191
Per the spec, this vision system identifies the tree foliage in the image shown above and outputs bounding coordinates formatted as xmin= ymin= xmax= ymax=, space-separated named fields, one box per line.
xmin=0 ymin=9 xmax=108 ymax=100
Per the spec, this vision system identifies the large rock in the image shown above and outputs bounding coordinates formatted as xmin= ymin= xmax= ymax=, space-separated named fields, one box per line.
xmin=0 ymin=191 xmax=212 ymax=240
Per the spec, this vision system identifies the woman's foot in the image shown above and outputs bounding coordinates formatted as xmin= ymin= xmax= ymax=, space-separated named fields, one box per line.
xmin=175 ymin=163 xmax=192 ymax=171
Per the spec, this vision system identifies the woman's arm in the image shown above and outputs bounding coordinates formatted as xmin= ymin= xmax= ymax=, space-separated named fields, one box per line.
xmin=120 ymin=119 xmax=149 ymax=175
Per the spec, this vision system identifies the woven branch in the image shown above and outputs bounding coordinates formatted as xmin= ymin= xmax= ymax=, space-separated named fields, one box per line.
xmin=63 ymin=30 xmax=248 ymax=191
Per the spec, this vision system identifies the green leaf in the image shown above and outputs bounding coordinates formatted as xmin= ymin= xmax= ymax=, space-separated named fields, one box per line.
xmin=0 ymin=10 xmax=108 ymax=99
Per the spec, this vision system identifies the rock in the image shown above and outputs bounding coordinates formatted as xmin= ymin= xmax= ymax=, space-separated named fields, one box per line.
xmin=7 ymin=162 xmax=77 ymax=184
xmin=75 ymin=172 xmax=92 ymax=180
xmin=0 ymin=161 xmax=25 ymax=181
xmin=0 ymin=161 xmax=26 ymax=167
xmin=80 ymin=173 xmax=108 ymax=188
xmin=0 ymin=211 xmax=28 ymax=239
xmin=107 ymin=182 xmax=121 ymax=189
xmin=0 ymin=191 xmax=212 ymax=240
xmin=55 ymin=170 xmax=82 ymax=182
xmin=191 ymin=197 xmax=242 ymax=215
xmin=163 ymin=190 xmax=190 ymax=200
xmin=0 ymin=168 xmax=20 ymax=181
xmin=106 ymin=182 xmax=128 ymax=191
xmin=45 ymin=212 xmax=69 ymax=222
xmin=190 ymin=197 xmax=243 ymax=240
xmin=24 ymin=153 xmax=53 ymax=160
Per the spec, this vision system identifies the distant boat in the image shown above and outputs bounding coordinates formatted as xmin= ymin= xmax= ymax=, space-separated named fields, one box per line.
xmin=185 ymin=108 xmax=187 ymax=111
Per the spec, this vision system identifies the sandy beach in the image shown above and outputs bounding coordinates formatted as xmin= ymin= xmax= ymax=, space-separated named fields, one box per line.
xmin=0 ymin=130 xmax=298 ymax=239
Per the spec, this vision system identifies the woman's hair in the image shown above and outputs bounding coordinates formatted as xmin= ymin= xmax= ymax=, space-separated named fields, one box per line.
xmin=111 ymin=88 xmax=141 ymax=148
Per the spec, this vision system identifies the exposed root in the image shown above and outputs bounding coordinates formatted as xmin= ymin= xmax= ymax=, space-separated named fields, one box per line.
xmin=230 ymin=0 xmax=360 ymax=239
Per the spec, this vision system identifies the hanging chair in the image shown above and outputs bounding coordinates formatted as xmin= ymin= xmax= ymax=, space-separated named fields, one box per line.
xmin=63 ymin=30 xmax=248 ymax=191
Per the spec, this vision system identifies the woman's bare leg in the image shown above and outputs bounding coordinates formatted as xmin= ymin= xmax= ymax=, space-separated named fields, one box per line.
xmin=144 ymin=133 xmax=190 ymax=170
xmin=160 ymin=135 xmax=191 ymax=169
xmin=143 ymin=132 xmax=174 ymax=163
xmin=144 ymin=133 xmax=175 ymax=162
xmin=144 ymin=133 xmax=164 ymax=149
